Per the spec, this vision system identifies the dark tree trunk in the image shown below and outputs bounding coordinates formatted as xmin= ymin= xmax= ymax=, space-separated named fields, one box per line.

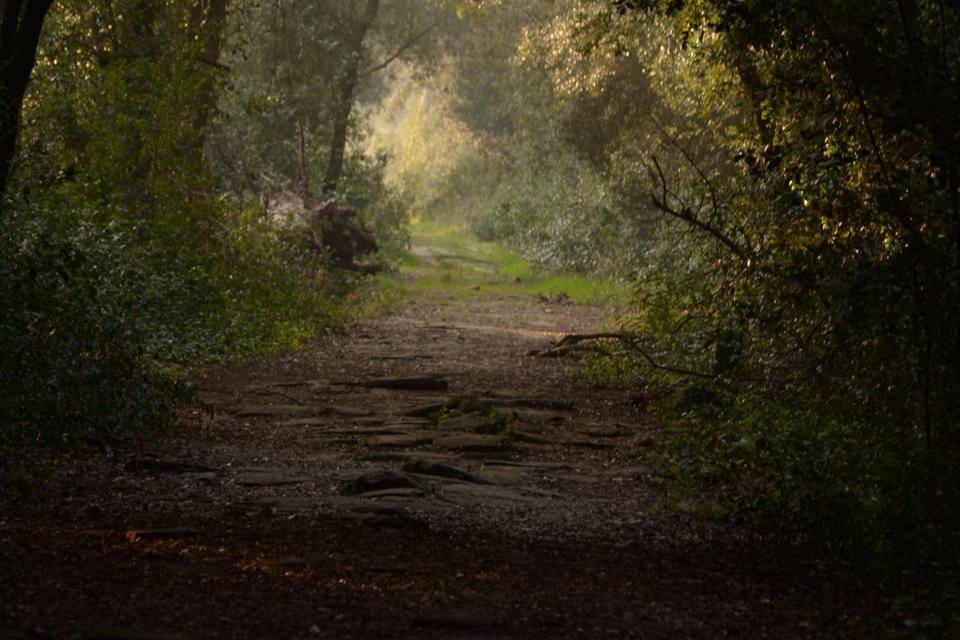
xmin=321 ymin=0 xmax=378 ymax=198
xmin=189 ymin=0 xmax=228 ymax=136
xmin=0 ymin=0 xmax=54 ymax=203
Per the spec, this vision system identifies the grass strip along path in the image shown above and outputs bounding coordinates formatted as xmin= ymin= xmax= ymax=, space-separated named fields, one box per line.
xmin=3 ymin=225 xmax=880 ymax=639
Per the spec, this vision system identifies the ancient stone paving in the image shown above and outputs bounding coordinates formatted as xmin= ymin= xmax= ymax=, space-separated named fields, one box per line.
xmin=2 ymin=270 xmax=851 ymax=639
xmin=182 ymin=291 xmax=658 ymax=544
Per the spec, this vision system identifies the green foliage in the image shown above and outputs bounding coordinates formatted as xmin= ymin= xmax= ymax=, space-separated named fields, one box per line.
xmin=0 ymin=191 xmax=353 ymax=453
xmin=1 ymin=0 xmax=412 ymax=463
xmin=467 ymin=153 xmax=644 ymax=276
xmin=213 ymin=0 xmax=450 ymax=200
xmin=400 ymin=0 xmax=960 ymax=568
xmin=401 ymin=221 xmax=628 ymax=305
xmin=651 ymin=398 xmax=960 ymax=564
xmin=0 ymin=202 xmax=191 ymax=449
xmin=336 ymin=150 xmax=411 ymax=260
xmin=432 ymin=396 xmax=518 ymax=442
xmin=584 ymin=0 xmax=960 ymax=568
xmin=201 ymin=202 xmax=350 ymax=358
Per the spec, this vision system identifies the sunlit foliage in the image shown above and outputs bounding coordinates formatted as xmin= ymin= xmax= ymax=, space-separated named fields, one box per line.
xmin=1 ymin=0 xmax=417 ymax=455
xmin=366 ymin=0 xmax=960 ymax=565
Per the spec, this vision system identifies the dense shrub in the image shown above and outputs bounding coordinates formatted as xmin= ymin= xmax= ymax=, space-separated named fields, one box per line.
xmin=336 ymin=150 xmax=411 ymax=260
xmin=1 ymin=0 xmax=412 ymax=461
xmin=467 ymin=156 xmax=645 ymax=277
xmin=0 ymin=203 xmax=189 ymax=448
xmin=425 ymin=0 xmax=960 ymax=567
xmin=0 ymin=192 xmax=355 ymax=455
xmin=645 ymin=396 xmax=960 ymax=563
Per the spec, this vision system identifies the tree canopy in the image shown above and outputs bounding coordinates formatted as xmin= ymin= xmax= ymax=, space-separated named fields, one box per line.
xmin=2 ymin=0 xmax=959 ymax=574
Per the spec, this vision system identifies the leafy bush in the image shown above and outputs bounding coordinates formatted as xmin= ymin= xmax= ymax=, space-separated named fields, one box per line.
xmin=336 ymin=150 xmax=411 ymax=261
xmin=0 ymin=202 xmax=190 ymax=449
xmin=467 ymin=155 xmax=646 ymax=278
xmin=0 ymin=190 xmax=356 ymax=457
xmin=649 ymin=396 xmax=960 ymax=564
xmin=212 ymin=201 xmax=353 ymax=356
xmin=1 ymin=0 xmax=411 ymax=470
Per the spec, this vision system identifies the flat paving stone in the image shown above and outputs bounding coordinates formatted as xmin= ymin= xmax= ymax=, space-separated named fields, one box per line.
xmin=401 ymin=459 xmax=492 ymax=485
xmin=437 ymin=413 xmax=501 ymax=433
xmin=433 ymin=434 xmax=503 ymax=452
xmin=356 ymin=451 xmax=457 ymax=464
xmin=573 ymin=424 xmax=634 ymax=438
xmin=509 ymin=408 xmax=567 ymax=423
xmin=236 ymin=475 xmax=309 ymax=487
xmin=310 ymin=428 xmax=410 ymax=437
xmin=511 ymin=431 xmax=554 ymax=444
xmin=481 ymin=393 xmax=576 ymax=411
xmin=178 ymin=471 xmax=219 ymax=482
xmin=352 ymin=487 xmax=426 ymax=499
xmin=473 ymin=467 xmax=528 ymax=485
xmin=560 ymin=439 xmax=617 ymax=450
xmin=342 ymin=471 xmax=428 ymax=496
xmin=335 ymin=375 xmax=449 ymax=391
xmin=280 ymin=418 xmax=402 ymax=433
xmin=404 ymin=402 xmax=446 ymax=417
xmin=235 ymin=468 xmax=309 ymax=486
xmin=555 ymin=473 xmax=602 ymax=484
xmin=367 ymin=432 xmax=437 ymax=447
xmin=439 ymin=483 xmax=540 ymax=505
xmin=481 ymin=460 xmax=575 ymax=471
xmin=236 ymin=405 xmax=373 ymax=417
xmin=125 ymin=528 xmax=202 ymax=542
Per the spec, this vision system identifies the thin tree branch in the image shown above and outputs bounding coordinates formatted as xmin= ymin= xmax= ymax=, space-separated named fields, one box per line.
xmin=552 ymin=332 xmax=781 ymax=385
xmin=649 ymin=115 xmax=720 ymax=222
xmin=552 ymin=332 xmax=721 ymax=380
xmin=359 ymin=20 xmax=438 ymax=78
xmin=648 ymin=155 xmax=748 ymax=260
xmin=556 ymin=332 xmax=642 ymax=346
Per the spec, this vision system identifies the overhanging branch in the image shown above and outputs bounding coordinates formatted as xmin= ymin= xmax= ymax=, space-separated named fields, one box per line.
xmin=649 ymin=155 xmax=749 ymax=260
xmin=359 ymin=20 xmax=439 ymax=78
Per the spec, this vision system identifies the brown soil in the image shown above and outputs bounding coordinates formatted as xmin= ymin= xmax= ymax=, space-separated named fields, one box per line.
xmin=2 ymin=287 xmax=878 ymax=639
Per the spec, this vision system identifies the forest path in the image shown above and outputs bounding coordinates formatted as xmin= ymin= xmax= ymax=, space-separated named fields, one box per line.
xmin=3 ymin=229 xmax=850 ymax=639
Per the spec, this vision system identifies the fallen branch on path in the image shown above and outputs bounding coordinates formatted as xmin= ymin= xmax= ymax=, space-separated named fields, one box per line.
xmin=527 ymin=343 xmax=612 ymax=358
xmin=554 ymin=332 xmax=640 ymax=346
xmin=531 ymin=332 xmax=718 ymax=380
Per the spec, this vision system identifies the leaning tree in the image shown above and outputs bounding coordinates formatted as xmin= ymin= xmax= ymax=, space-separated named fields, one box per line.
xmin=0 ymin=0 xmax=54 ymax=201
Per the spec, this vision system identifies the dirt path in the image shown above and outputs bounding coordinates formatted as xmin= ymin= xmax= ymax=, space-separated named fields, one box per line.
xmin=3 ymin=240 xmax=860 ymax=639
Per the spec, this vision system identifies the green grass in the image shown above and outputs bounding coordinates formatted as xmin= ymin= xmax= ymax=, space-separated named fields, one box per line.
xmin=399 ymin=221 xmax=630 ymax=306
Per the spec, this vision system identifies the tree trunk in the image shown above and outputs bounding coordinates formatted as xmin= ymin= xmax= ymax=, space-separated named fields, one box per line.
xmin=189 ymin=0 xmax=228 ymax=136
xmin=0 ymin=0 xmax=54 ymax=204
xmin=321 ymin=0 xmax=378 ymax=198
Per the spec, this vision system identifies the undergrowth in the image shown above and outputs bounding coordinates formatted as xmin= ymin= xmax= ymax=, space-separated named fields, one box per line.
xmin=583 ymin=334 xmax=960 ymax=634
xmin=0 ymin=194 xmax=381 ymax=471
